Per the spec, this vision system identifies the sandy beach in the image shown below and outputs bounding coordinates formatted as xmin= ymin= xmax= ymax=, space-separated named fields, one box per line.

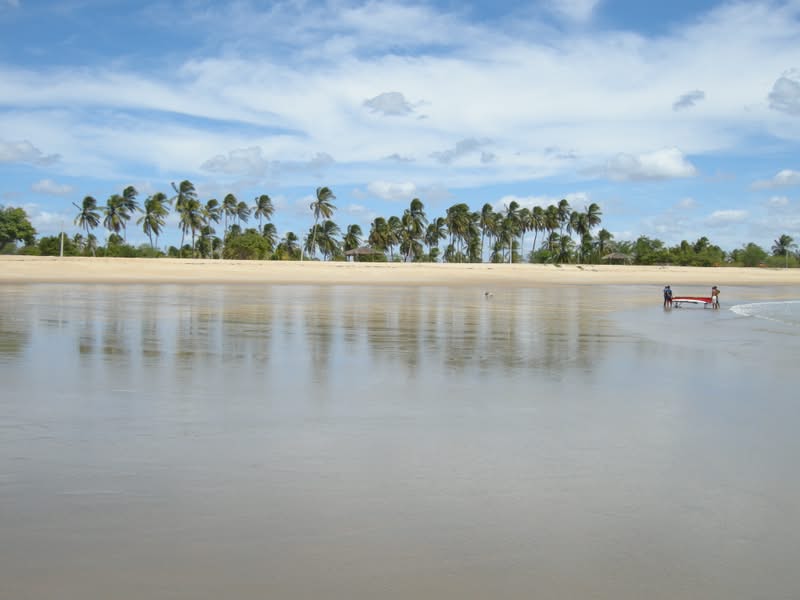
xmin=2 ymin=255 xmax=799 ymax=286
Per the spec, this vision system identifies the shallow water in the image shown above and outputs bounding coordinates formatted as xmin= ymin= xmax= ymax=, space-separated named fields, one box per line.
xmin=1 ymin=283 xmax=799 ymax=599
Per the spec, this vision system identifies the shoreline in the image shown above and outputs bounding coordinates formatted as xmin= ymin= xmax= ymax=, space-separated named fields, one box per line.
xmin=2 ymin=255 xmax=800 ymax=287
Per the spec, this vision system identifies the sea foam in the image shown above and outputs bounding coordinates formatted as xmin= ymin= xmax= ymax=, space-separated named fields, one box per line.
xmin=731 ymin=300 xmax=800 ymax=327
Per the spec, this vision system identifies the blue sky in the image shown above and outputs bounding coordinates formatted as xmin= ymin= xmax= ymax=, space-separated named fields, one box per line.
xmin=2 ymin=0 xmax=800 ymax=253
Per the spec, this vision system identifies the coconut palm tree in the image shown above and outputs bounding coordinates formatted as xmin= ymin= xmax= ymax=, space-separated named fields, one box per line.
xmin=425 ymin=217 xmax=447 ymax=261
xmin=72 ymin=196 xmax=101 ymax=256
xmin=137 ymin=192 xmax=169 ymax=249
xmin=314 ymin=219 xmax=341 ymax=260
xmin=114 ymin=186 xmax=140 ymax=240
xmin=253 ymin=194 xmax=274 ymax=229
xmin=544 ymin=205 xmax=560 ymax=253
xmin=343 ymin=224 xmax=362 ymax=253
xmin=235 ymin=201 xmax=251 ymax=228
xmin=503 ymin=201 xmax=520 ymax=263
xmin=273 ymin=231 xmax=299 ymax=260
xmin=556 ymin=198 xmax=571 ymax=237
xmin=305 ymin=186 xmax=336 ymax=261
xmin=178 ymin=199 xmax=205 ymax=257
xmin=171 ymin=181 xmax=197 ymax=211
xmin=368 ymin=217 xmax=391 ymax=258
xmin=479 ymin=203 xmax=494 ymax=260
xmin=445 ymin=203 xmax=471 ymax=261
xmin=262 ymin=223 xmax=278 ymax=254
xmin=103 ymin=195 xmax=126 ymax=239
xmin=772 ymin=234 xmax=796 ymax=268
xmin=596 ymin=228 xmax=614 ymax=261
xmin=400 ymin=198 xmax=428 ymax=261
xmin=529 ymin=206 xmax=544 ymax=262
xmin=222 ymin=194 xmax=238 ymax=235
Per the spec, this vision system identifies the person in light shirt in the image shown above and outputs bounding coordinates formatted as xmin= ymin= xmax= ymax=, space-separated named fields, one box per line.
xmin=711 ymin=286 xmax=720 ymax=309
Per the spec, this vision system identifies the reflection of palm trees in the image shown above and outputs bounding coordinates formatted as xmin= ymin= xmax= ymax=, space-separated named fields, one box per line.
xmin=72 ymin=196 xmax=100 ymax=256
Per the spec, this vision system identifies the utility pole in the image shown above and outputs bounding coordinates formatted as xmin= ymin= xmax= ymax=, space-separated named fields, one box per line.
xmin=60 ymin=221 xmax=64 ymax=257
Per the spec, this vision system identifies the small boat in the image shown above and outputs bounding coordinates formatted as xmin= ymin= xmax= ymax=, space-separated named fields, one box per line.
xmin=672 ymin=296 xmax=712 ymax=308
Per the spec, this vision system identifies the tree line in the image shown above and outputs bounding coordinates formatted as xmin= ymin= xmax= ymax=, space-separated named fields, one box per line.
xmin=0 ymin=183 xmax=797 ymax=267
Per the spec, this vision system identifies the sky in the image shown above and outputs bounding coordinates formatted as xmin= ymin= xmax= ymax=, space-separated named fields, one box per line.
xmin=2 ymin=0 xmax=800 ymax=253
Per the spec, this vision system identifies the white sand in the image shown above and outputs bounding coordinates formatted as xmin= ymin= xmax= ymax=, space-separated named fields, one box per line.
xmin=2 ymin=255 xmax=799 ymax=287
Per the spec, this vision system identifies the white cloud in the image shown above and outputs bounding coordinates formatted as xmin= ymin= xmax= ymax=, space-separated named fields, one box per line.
xmin=0 ymin=0 xmax=799 ymax=196
xmin=752 ymin=169 xmax=800 ymax=189
xmin=31 ymin=179 xmax=74 ymax=195
xmin=676 ymin=197 xmax=697 ymax=209
xmin=705 ymin=209 xmax=748 ymax=226
xmin=366 ymin=181 xmax=418 ymax=201
xmin=201 ymin=147 xmax=334 ymax=178
xmin=546 ymin=0 xmax=601 ymax=23
xmin=494 ymin=192 xmax=591 ymax=213
xmin=363 ymin=92 xmax=415 ymax=116
xmin=766 ymin=195 xmax=790 ymax=208
xmin=768 ymin=70 xmax=800 ymax=115
xmin=604 ymin=148 xmax=697 ymax=181
xmin=673 ymin=90 xmax=705 ymax=111
xmin=431 ymin=138 xmax=494 ymax=165
xmin=0 ymin=139 xmax=60 ymax=166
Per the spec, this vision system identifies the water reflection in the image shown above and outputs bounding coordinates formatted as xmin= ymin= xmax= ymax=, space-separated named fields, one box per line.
xmin=3 ymin=283 xmax=800 ymax=600
xmin=0 ymin=285 xmax=628 ymax=376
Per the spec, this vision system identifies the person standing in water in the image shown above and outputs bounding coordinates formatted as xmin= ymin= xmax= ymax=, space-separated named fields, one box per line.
xmin=663 ymin=285 xmax=673 ymax=308
xmin=711 ymin=286 xmax=720 ymax=309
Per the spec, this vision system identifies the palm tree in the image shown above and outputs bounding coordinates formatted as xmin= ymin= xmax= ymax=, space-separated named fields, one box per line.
xmin=222 ymin=194 xmax=238 ymax=235
xmin=103 ymin=195 xmax=126 ymax=239
xmin=203 ymin=199 xmax=222 ymax=258
xmin=544 ymin=205 xmax=560 ymax=253
xmin=262 ymin=223 xmax=278 ymax=254
xmin=305 ymin=186 xmax=336 ymax=261
xmin=171 ymin=180 xmax=197 ymax=211
xmin=479 ymin=203 xmax=494 ymax=261
xmin=503 ymin=201 xmax=520 ymax=263
xmin=178 ymin=199 xmax=205 ymax=257
xmin=72 ymin=196 xmax=100 ymax=256
xmin=315 ymin=220 xmax=341 ymax=260
xmin=118 ymin=186 xmax=140 ymax=240
xmin=400 ymin=198 xmax=428 ymax=261
xmin=235 ymin=201 xmax=251 ymax=228
xmin=445 ymin=203 xmax=471 ymax=262
xmin=425 ymin=217 xmax=447 ymax=261
xmin=530 ymin=206 xmax=544 ymax=262
xmin=556 ymin=198 xmax=571 ymax=237
xmin=137 ymin=192 xmax=169 ymax=249
xmin=368 ymin=217 xmax=391 ymax=258
xmin=253 ymin=194 xmax=274 ymax=229
xmin=343 ymin=224 xmax=363 ymax=253
xmin=772 ymin=234 xmax=796 ymax=268
xmin=596 ymin=228 xmax=613 ymax=261
xmin=386 ymin=215 xmax=402 ymax=261
xmin=274 ymin=232 xmax=299 ymax=260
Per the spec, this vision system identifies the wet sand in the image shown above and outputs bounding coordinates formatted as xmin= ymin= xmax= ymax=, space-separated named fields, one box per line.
xmin=2 ymin=282 xmax=799 ymax=599
xmin=2 ymin=255 xmax=799 ymax=286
